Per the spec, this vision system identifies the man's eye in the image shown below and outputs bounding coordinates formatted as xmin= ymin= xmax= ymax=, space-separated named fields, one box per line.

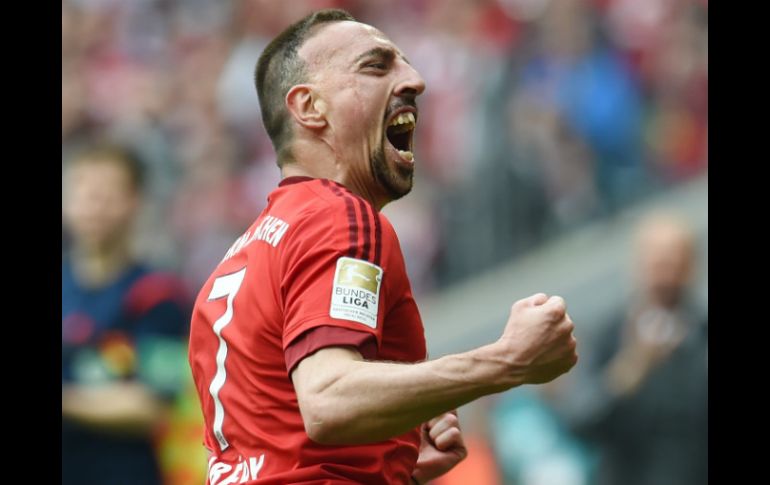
xmin=367 ymin=63 xmax=386 ymax=70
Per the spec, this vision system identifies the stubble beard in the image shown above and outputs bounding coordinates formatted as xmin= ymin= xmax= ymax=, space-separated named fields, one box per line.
xmin=371 ymin=142 xmax=413 ymax=202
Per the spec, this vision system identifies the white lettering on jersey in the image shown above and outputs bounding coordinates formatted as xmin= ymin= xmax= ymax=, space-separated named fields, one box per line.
xmin=208 ymin=454 xmax=265 ymax=485
xmin=221 ymin=215 xmax=290 ymax=262
xmin=330 ymin=257 xmax=383 ymax=328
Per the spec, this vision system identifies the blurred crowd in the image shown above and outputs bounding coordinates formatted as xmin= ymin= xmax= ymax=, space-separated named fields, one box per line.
xmin=62 ymin=0 xmax=708 ymax=297
xmin=62 ymin=1 xmax=707 ymax=484
xmin=490 ymin=210 xmax=707 ymax=485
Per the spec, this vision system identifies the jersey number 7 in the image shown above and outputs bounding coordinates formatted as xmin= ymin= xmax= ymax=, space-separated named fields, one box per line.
xmin=207 ymin=267 xmax=247 ymax=451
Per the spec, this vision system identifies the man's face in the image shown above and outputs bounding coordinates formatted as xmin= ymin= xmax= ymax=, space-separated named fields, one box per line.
xmin=298 ymin=21 xmax=426 ymax=202
xmin=63 ymin=159 xmax=139 ymax=251
xmin=636 ymin=220 xmax=694 ymax=308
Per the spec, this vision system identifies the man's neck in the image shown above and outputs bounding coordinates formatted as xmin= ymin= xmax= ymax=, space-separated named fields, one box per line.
xmin=71 ymin=242 xmax=133 ymax=288
xmin=280 ymin=162 xmax=387 ymax=211
xmin=280 ymin=163 xmax=332 ymax=183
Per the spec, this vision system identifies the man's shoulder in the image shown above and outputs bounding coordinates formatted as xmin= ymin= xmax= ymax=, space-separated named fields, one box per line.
xmin=266 ymin=179 xmax=400 ymax=264
xmin=273 ymin=178 xmax=349 ymax=221
xmin=277 ymin=179 xmax=384 ymax=231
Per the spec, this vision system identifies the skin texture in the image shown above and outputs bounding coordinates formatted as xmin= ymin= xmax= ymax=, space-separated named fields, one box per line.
xmin=282 ymin=21 xmax=425 ymax=210
xmin=292 ymin=292 xmax=577 ymax=482
xmin=281 ymin=20 xmax=579 ymax=483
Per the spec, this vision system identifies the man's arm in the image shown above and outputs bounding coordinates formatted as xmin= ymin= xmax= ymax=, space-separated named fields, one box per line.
xmin=292 ymin=293 xmax=578 ymax=445
xmin=62 ymin=382 xmax=166 ymax=435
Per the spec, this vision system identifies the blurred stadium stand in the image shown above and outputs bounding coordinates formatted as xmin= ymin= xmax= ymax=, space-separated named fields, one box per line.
xmin=421 ymin=173 xmax=707 ymax=358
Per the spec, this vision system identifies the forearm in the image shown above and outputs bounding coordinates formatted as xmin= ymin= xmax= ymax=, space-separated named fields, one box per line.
xmin=62 ymin=382 xmax=166 ymax=434
xmin=295 ymin=293 xmax=579 ymax=445
xmin=294 ymin=343 xmax=521 ymax=444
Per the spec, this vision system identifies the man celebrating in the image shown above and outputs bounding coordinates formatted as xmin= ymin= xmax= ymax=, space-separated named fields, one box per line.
xmin=188 ymin=9 xmax=578 ymax=485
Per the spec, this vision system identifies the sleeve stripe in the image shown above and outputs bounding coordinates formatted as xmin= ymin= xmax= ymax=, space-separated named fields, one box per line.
xmin=321 ymin=179 xmax=381 ymax=265
xmin=372 ymin=204 xmax=382 ymax=266
xmin=354 ymin=197 xmax=373 ymax=262
xmin=324 ymin=179 xmax=362 ymax=259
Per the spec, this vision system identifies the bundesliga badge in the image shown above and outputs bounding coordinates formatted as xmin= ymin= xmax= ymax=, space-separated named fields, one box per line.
xmin=330 ymin=257 xmax=383 ymax=328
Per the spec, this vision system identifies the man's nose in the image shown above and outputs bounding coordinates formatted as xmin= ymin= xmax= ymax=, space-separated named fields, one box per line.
xmin=394 ymin=62 xmax=426 ymax=97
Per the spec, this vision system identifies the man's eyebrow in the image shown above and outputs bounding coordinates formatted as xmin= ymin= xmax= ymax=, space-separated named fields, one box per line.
xmin=353 ymin=46 xmax=411 ymax=66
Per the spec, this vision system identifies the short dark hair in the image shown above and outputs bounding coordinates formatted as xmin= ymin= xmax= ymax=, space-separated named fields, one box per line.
xmin=68 ymin=142 xmax=146 ymax=192
xmin=255 ymin=9 xmax=356 ymax=165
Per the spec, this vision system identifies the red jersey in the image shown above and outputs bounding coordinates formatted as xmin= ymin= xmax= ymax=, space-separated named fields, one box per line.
xmin=188 ymin=177 xmax=427 ymax=485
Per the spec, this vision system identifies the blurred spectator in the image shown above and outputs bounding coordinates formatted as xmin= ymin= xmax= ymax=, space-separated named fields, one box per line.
xmin=555 ymin=211 xmax=708 ymax=485
xmin=509 ymin=0 xmax=647 ymax=219
xmin=62 ymin=143 xmax=191 ymax=485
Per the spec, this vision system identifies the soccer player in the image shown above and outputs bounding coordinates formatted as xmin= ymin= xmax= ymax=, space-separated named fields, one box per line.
xmin=188 ymin=9 xmax=578 ymax=485
xmin=62 ymin=143 xmax=190 ymax=485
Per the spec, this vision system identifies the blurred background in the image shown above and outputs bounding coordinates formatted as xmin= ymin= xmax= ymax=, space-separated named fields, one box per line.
xmin=62 ymin=0 xmax=707 ymax=484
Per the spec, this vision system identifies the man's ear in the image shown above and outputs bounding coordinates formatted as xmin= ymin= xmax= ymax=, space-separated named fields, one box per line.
xmin=286 ymin=85 xmax=327 ymax=130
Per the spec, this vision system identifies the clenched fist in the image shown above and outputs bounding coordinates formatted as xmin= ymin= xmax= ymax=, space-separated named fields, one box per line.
xmin=497 ymin=293 xmax=578 ymax=385
xmin=411 ymin=411 xmax=467 ymax=485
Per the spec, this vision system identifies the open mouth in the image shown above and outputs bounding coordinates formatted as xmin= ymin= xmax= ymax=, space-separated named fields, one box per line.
xmin=385 ymin=111 xmax=416 ymax=164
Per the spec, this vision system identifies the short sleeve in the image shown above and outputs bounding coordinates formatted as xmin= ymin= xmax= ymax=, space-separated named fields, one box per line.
xmin=280 ymin=196 xmax=388 ymax=359
xmin=284 ymin=325 xmax=378 ymax=375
